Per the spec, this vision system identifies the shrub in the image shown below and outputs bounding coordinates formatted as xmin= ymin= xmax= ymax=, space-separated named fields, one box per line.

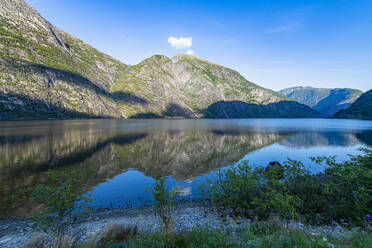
xmin=147 ymin=178 xmax=179 ymax=233
xmin=306 ymin=149 xmax=372 ymax=225
xmin=199 ymin=160 xmax=302 ymax=220
xmin=28 ymin=168 xmax=93 ymax=233
xmin=200 ymin=149 xmax=372 ymax=226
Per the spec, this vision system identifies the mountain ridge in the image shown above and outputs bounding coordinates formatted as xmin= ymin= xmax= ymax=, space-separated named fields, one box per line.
xmin=112 ymin=53 xmax=299 ymax=118
xmin=0 ymin=0 xmax=319 ymax=120
xmin=0 ymin=0 xmax=129 ymax=118
xmin=278 ymin=86 xmax=362 ymax=117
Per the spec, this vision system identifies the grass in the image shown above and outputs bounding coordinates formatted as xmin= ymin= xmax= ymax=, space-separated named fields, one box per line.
xmin=100 ymin=223 xmax=139 ymax=244
xmin=23 ymin=222 xmax=372 ymax=248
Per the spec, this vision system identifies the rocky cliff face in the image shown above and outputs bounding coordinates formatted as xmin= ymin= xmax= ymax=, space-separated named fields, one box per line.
xmin=278 ymin=86 xmax=362 ymax=117
xmin=0 ymin=0 xmax=128 ymax=119
xmin=0 ymin=0 xmax=319 ymax=119
xmin=333 ymin=89 xmax=372 ymax=120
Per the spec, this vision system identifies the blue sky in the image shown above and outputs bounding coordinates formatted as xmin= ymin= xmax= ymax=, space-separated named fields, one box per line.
xmin=27 ymin=0 xmax=372 ymax=91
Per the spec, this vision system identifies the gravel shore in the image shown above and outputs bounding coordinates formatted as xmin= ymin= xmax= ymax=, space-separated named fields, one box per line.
xmin=0 ymin=201 xmax=352 ymax=248
xmin=0 ymin=201 xmax=217 ymax=247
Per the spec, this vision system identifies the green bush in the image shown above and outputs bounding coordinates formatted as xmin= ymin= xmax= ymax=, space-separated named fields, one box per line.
xmin=28 ymin=169 xmax=93 ymax=233
xmin=200 ymin=149 xmax=372 ymax=226
xmin=147 ymin=178 xmax=179 ymax=233
xmin=199 ymin=160 xmax=303 ymax=220
xmin=306 ymin=149 xmax=372 ymax=225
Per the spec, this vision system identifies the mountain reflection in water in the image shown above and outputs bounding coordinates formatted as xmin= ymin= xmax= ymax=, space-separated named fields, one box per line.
xmin=0 ymin=119 xmax=371 ymax=217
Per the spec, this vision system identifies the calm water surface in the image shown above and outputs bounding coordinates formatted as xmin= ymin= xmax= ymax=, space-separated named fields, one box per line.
xmin=1 ymin=119 xmax=372 ymax=217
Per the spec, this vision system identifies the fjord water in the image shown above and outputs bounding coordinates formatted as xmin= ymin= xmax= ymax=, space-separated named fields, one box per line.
xmin=1 ymin=119 xmax=372 ymax=217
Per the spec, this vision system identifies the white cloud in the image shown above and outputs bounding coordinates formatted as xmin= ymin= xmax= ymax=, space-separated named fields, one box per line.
xmin=185 ymin=50 xmax=194 ymax=55
xmin=168 ymin=36 xmax=192 ymax=49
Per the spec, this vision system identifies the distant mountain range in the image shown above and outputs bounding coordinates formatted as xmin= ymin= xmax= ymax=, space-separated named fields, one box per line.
xmin=0 ymin=0 xmax=320 ymax=120
xmin=278 ymin=86 xmax=363 ymax=117
xmin=334 ymin=89 xmax=372 ymax=120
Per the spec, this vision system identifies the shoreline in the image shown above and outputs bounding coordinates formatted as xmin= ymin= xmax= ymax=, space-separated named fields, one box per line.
xmin=0 ymin=201 xmax=351 ymax=248
xmin=0 ymin=201 xmax=214 ymax=247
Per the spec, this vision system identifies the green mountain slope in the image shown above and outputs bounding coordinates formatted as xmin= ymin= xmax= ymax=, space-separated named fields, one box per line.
xmin=0 ymin=0 xmax=128 ymax=119
xmin=278 ymin=86 xmax=362 ymax=117
xmin=113 ymin=54 xmax=319 ymax=118
xmin=333 ymin=89 xmax=372 ymax=120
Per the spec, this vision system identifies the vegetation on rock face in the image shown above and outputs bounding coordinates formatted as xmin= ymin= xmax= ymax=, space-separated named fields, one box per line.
xmin=0 ymin=0 xmax=128 ymax=119
xmin=333 ymin=89 xmax=372 ymax=120
xmin=200 ymin=149 xmax=372 ymax=226
xmin=278 ymin=86 xmax=363 ymax=117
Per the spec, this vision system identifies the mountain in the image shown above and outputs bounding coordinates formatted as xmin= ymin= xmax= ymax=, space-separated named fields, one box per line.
xmin=0 ymin=0 xmax=318 ymax=119
xmin=204 ymin=100 xmax=319 ymax=118
xmin=333 ymin=89 xmax=372 ymax=120
xmin=112 ymin=54 xmax=319 ymax=118
xmin=0 ymin=0 xmax=128 ymax=119
xmin=278 ymin=86 xmax=362 ymax=117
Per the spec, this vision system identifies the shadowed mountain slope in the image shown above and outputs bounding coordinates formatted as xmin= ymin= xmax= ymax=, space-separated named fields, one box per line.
xmin=333 ymin=89 xmax=372 ymax=120
xmin=204 ymin=100 xmax=320 ymax=118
